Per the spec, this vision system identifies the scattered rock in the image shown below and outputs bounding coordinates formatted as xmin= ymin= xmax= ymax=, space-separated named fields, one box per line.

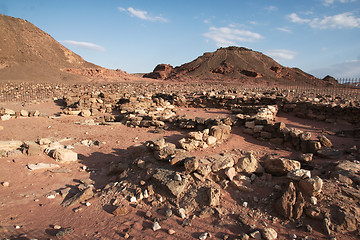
xmin=299 ymin=176 xmax=323 ymax=196
xmin=264 ymin=157 xmax=301 ymax=176
xmin=262 ymin=227 xmax=278 ymax=240
xmin=152 ymin=221 xmax=161 ymax=231
xmin=275 ymin=182 xmax=304 ymax=219
xmin=27 ymin=163 xmax=60 ymax=171
xmin=55 ymin=227 xmax=74 ymax=237
xmin=2 ymin=181 xmax=9 ymax=187
xmin=210 ymin=124 xmax=231 ymax=141
xmin=112 ymin=205 xmax=129 ymax=216
xmin=184 ymin=157 xmax=199 ymax=173
xmin=198 ymin=232 xmax=209 ymax=240
xmin=211 ymin=153 xmax=235 ymax=172
xmin=52 ymin=149 xmax=78 ymax=163
xmin=152 ymin=168 xmax=188 ymax=197
xmin=287 ymin=169 xmax=311 ymax=181
xmin=318 ymin=135 xmax=333 ymax=148
xmin=235 ymin=152 xmax=263 ymax=174
xmin=61 ymin=187 xmax=94 ymax=207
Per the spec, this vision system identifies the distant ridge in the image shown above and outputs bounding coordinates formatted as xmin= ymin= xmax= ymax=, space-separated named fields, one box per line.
xmin=144 ymin=46 xmax=325 ymax=85
xmin=0 ymin=14 xmax=140 ymax=83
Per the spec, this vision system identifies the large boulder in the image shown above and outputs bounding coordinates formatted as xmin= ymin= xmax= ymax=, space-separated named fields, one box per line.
xmin=264 ymin=157 xmax=300 ymax=176
xmin=235 ymin=152 xmax=263 ymax=174
xmin=210 ymin=125 xmax=231 ymax=142
xmin=299 ymin=176 xmax=323 ymax=196
xmin=52 ymin=149 xmax=78 ymax=163
xmin=211 ymin=153 xmax=236 ymax=172
xmin=152 ymin=168 xmax=187 ymax=197
xmin=275 ymin=182 xmax=304 ymax=219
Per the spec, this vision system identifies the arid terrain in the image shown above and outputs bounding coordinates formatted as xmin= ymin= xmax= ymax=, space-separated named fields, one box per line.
xmin=1 ymin=13 xmax=360 ymax=240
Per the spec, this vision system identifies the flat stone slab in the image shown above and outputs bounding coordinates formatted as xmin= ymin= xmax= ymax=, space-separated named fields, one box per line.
xmin=27 ymin=163 xmax=60 ymax=171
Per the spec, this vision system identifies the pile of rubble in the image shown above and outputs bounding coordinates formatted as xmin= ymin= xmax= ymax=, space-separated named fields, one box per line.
xmin=0 ymin=138 xmax=78 ymax=163
xmin=0 ymin=107 xmax=41 ymax=120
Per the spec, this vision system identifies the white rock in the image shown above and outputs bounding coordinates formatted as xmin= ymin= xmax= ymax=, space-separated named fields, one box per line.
xmin=206 ymin=136 xmax=217 ymax=145
xmin=262 ymin=227 xmax=278 ymax=240
xmin=2 ymin=181 xmax=10 ymax=187
xmin=178 ymin=208 xmax=187 ymax=219
xmin=310 ymin=196 xmax=317 ymax=205
xmin=130 ymin=196 xmax=137 ymax=203
xmin=199 ymin=232 xmax=209 ymax=240
xmin=52 ymin=149 xmax=78 ymax=163
xmin=27 ymin=163 xmax=60 ymax=171
xmin=143 ymin=190 xmax=149 ymax=198
xmin=152 ymin=222 xmax=161 ymax=231
xmin=1 ymin=114 xmax=11 ymax=121
xmin=287 ymin=169 xmax=311 ymax=181
xmin=174 ymin=173 xmax=182 ymax=181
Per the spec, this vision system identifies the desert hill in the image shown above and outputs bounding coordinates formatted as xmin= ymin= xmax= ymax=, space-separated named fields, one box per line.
xmin=144 ymin=46 xmax=324 ymax=85
xmin=0 ymin=14 xmax=137 ymax=83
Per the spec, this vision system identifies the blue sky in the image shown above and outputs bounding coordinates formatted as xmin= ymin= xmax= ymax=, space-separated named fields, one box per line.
xmin=1 ymin=0 xmax=360 ymax=78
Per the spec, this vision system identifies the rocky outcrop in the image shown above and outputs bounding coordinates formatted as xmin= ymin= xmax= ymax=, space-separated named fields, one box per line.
xmin=143 ymin=64 xmax=174 ymax=79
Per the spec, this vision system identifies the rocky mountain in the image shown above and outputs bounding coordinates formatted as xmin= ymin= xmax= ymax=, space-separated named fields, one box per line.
xmin=0 ymin=14 xmax=136 ymax=82
xmin=144 ymin=46 xmax=325 ymax=85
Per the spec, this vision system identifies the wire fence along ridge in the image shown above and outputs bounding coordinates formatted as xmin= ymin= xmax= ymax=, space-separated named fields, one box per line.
xmin=0 ymin=78 xmax=359 ymax=103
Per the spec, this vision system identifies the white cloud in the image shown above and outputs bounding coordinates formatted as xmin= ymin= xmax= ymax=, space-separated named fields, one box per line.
xmin=288 ymin=12 xmax=360 ymax=29
xmin=310 ymin=12 xmax=360 ymax=29
xmin=203 ymin=26 xmax=263 ymax=47
xmin=276 ymin=27 xmax=292 ymax=33
xmin=265 ymin=49 xmax=297 ymax=60
xmin=61 ymin=40 xmax=106 ymax=52
xmin=310 ymin=59 xmax=360 ymax=78
xmin=288 ymin=13 xmax=311 ymax=23
xmin=321 ymin=0 xmax=356 ymax=6
xmin=265 ymin=6 xmax=278 ymax=12
xmin=118 ymin=6 xmax=167 ymax=22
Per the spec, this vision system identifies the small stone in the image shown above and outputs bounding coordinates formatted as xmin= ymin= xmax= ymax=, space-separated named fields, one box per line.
xmin=55 ymin=227 xmax=74 ymax=237
xmin=85 ymin=202 xmax=91 ymax=206
xmin=130 ymin=196 xmax=137 ymax=203
xmin=174 ymin=173 xmax=182 ymax=181
xmin=152 ymin=222 xmax=161 ymax=231
xmin=298 ymin=153 xmax=313 ymax=162
xmin=47 ymin=194 xmax=56 ymax=199
xmin=305 ymin=225 xmax=313 ymax=232
xmin=143 ymin=190 xmax=149 ymax=198
xmin=112 ymin=205 xmax=129 ymax=216
xmin=168 ymin=229 xmax=175 ymax=235
xmin=249 ymin=230 xmax=262 ymax=239
xmin=225 ymin=167 xmax=236 ymax=181
xmin=2 ymin=181 xmax=9 ymax=187
xmin=242 ymin=202 xmax=248 ymax=208
xmin=178 ymin=208 xmax=187 ymax=219
xmin=238 ymin=233 xmax=250 ymax=240
xmin=289 ymin=233 xmax=297 ymax=239
xmin=199 ymin=232 xmax=209 ymax=240
xmin=165 ymin=207 xmax=173 ymax=217
xmin=310 ymin=196 xmax=317 ymax=205
xmin=262 ymin=227 xmax=277 ymax=240
xmin=287 ymin=169 xmax=311 ymax=181
xmin=206 ymin=136 xmax=217 ymax=145
xmin=53 ymin=225 xmax=61 ymax=230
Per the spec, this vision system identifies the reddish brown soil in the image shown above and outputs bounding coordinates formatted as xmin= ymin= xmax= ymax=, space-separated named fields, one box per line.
xmin=1 ymin=100 xmax=358 ymax=239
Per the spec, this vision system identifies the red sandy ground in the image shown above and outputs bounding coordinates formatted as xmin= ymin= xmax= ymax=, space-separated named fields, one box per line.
xmin=0 ymin=100 xmax=358 ymax=239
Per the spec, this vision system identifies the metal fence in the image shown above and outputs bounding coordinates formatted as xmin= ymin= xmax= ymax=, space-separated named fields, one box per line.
xmin=279 ymin=78 xmax=360 ymax=99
